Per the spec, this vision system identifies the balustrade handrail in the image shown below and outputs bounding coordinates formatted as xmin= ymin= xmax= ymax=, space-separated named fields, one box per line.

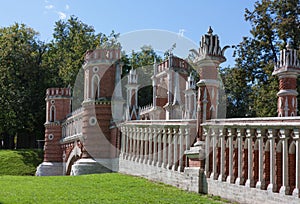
xmin=122 ymin=119 xmax=196 ymax=127
xmin=202 ymin=116 xmax=300 ymax=128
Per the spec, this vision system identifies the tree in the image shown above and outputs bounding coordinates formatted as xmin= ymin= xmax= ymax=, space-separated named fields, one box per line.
xmin=232 ymin=0 xmax=300 ymax=117
xmin=0 ymin=23 xmax=46 ymax=148
xmin=122 ymin=46 xmax=162 ymax=107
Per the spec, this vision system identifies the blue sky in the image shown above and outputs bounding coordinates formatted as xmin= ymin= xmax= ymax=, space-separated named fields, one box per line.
xmin=0 ymin=0 xmax=257 ymax=67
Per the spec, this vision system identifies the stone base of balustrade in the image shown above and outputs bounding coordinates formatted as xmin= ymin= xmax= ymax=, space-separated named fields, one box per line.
xmin=70 ymin=158 xmax=119 ymax=175
xmin=119 ymin=157 xmax=200 ymax=193
xmin=205 ymin=178 xmax=300 ymax=204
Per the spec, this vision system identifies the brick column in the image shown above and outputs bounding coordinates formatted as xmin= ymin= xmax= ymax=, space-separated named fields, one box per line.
xmin=272 ymin=45 xmax=300 ymax=117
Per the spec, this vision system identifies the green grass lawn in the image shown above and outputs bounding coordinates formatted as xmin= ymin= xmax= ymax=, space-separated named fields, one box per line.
xmin=0 ymin=150 xmax=229 ymax=203
xmin=0 ymin=173 xmax=227 ymax=204
xmin=0 ymin=149 xmax=43 ymax=176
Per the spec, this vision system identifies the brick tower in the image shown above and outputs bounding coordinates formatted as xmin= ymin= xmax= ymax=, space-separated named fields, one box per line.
xmin=36 ymin=88 xmax=71 ymax=176
xmin=70 ymin=47 xmax=122 ymax=175
xmin=273 ymin=44 xmax=300 ymax=117
xmin=185 ymin=27 xmax=229 ymax=169
xmin=125 ymin=69 xmax=140 ymax=120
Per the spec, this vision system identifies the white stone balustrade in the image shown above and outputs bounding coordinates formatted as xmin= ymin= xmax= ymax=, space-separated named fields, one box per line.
xmin=61 ymin=108 xmax=84 ymax=144
xmin=202 ymin=117 xmax=300 ymax=198
xmin=120 ymin=120 xmax=196 ymax=172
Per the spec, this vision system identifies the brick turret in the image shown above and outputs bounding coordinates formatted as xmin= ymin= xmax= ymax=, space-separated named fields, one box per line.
xmin=71 ymin=47 xmax=122 ymax=174
xmin=36 ymin=88 xmax=71 ymax=176
xmin=273 ymin=44 xmax=300 ymax=117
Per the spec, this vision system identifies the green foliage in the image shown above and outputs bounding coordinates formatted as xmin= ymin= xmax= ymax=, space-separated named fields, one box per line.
xmin=122 ymin=46 xmax=162 ymax=107
xmin=231 ymin=0 xmax=300 ymax=117
xmin=0 ymin=173 xmax=225 ymax=204
xmin=43 ymin=16 xmax=107 ymax=87
xmin=0 ymin=149 xmax=43 ymax=176
xmin=0 ymin=23 xmax=46 ymax=147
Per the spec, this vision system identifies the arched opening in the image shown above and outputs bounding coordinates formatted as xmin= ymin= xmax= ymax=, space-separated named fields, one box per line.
xmin=49 ymin=105 xmax=56 ymax=122
xmin=91 ymin=74 xmax=100 ymax=99
xmin=66 ymin=155 xmax=79 ymax=175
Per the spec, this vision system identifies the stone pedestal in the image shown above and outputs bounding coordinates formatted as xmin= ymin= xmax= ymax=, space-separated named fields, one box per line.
xmin=36 ymin=162 xmax=63 ymax=176
xmin=70 ymin=158 xmax=119 ymax=175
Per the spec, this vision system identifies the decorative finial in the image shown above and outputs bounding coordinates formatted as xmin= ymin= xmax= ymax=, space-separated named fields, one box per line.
xmin=207 ymin=26 xmax=213 ymax=35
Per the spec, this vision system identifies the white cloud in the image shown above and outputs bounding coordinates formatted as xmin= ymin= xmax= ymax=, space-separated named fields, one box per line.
xmin=45 ymin=4 xmax=54 ymax=10
xmin=57 ymin=11 xmax=67 ymax=20
xmin=178 ymin=29 xmax=186 ymax=37
xmin=65 ymin=4 xmax=70 ymax=10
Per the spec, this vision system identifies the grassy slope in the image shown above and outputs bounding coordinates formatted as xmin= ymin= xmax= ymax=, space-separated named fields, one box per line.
xmin=0 ymin=173 xmax=226 ymax=204
xmin=0 ymin=149 xmax=43 ymax=176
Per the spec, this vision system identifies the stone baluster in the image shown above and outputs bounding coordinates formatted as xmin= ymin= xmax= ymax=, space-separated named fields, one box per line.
xmin=153 ymin=128 xmax=159 ymax=166
xmin=157 ymin=128 xmax=163 ymax=167
xmin=205 ymin=128 xmax=211 ymax=177
xmin=126 ymin=127 xmax=132 ymax=159
xmin=245 ymin=128 xmax=255 ymax=188
xmin=256 ymin=129 xmax=266 ymax=189
xmin=135 ymin=127 xmax=140 ymax=162
xmin=144 ymin=128 xmax=149 ymax=164
xmin=121 ymin=127 xmax=126 ymax=158
xmin=127 ymin=127 xmax=133 ymax=160
xmin=178 ymin=127 xmax=184 ymax=172
xmin=293 ymin=129 xmax=300 ymax=197
xmin=132 ymin=127 xmax=137 ymax=161
xmin=162 ymin=128 xmax=168 ymax=168
xmin=210 ymin=128 xmax=218 ymax=180
xmin=235 ymin=128 xmax=245 ymax=185
xmin=267 ymin=129 xmax=277 ymax=192
xmin=279 ymin=129 xmax=290 ymax=195
xmin=226 ymin=128 xmax=234 ymax=183
xmin=139 ymin=127 xmax=144 ymax=163
xmin=172 ymin=128 xmax=179 ymax=171
xmin=167 ymin=128 xmax=173 ymax=169
xmin=184 ymin=127 xmax=190 ymax=168
xmin=148 ymin=127 xmax=153 ymax=165
xmin=218 ymin=128 xmax=226 ymax=181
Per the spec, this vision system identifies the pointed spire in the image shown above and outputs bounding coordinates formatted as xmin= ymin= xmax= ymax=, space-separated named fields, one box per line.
xmin=207 ymin=26 xmax=213 ymax=35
